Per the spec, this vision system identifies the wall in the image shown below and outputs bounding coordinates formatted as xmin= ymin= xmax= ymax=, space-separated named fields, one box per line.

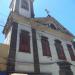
xmin=4 ymin=27 xmax=12 ymax=45
xmin=14 ymin=23 xmax=75 ymax=74
xmin=15 ymin=24 xmax=34 ymax=72
xmin=36 ymin=30 xmax=75 ymax=75
xmin=19 ymin=0 xmax=31 ymax=18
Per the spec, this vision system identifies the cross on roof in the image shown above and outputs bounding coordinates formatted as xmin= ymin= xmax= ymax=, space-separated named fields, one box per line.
xmin=45 ymin=9 xmax=51 ymax=17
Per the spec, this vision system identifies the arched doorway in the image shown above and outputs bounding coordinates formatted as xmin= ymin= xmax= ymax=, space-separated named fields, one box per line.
xmin=57 ymin=61 xmax=73 ymax=75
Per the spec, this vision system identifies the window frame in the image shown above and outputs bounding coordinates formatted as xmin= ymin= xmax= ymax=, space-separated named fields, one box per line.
xmin=41 ymin=36 xmax=51 ymax=57
xmin=50 ymin=23 xmax=57 ymax=30
xmin=55 ymin=40 xmax=66 ymax=60
xmin=19 ymin=30 xmax=30 ymax=53
xmin=67 ymin=44 xmax=75 ymax=61
xmin=21 ymin=0 xmax=29 ymax=11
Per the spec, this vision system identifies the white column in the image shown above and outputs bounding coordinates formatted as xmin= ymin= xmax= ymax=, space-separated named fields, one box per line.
xmin=61 ymin=41 xmax=71 ymax=61
xmin=48 ymin=39 xmax=59 ymax=75
xmin=48 ymin=39 xmax=58 ymax=61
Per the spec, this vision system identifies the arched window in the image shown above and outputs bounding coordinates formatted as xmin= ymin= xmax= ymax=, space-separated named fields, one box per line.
xmin=50 ymin=23 xmax=56 ymax=30
xmin=67 ymin=44 xmax=75 ymax=61
xmin=54 ymin=39 xmax=66 ymax=60
xmin=19 ymin=30 xmax=30 ymax=53
xmin=21 ymin=0 xmax=29 ymax=10
xmin=41 ymin=36 xmax=51 ymax=57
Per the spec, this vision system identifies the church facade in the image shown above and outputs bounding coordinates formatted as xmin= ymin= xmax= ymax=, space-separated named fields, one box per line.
xmin=1 ymin=0 xmax=75 ymax=75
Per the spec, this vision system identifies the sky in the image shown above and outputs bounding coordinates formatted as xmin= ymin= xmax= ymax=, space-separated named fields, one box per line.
xmin=0 ymin=0 xmax=75 ymax=43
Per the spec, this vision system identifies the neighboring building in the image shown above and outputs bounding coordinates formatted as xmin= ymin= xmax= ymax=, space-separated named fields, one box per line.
xmin=0 ymin=44 xmax=9 ymax=75
xmin=1 ymin=0 xmax=75 ymax=75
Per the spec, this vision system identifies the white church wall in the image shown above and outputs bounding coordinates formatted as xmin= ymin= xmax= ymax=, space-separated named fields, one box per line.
xmin=15 ymin=24 xmax=34 ymax=72
xmin=36 ymin=30 xmax=59 ymax=74
xmin=12 ymin=0 xmax=16 ymax=12
xmin=19 ymin=0 xmax=31 ymax=18
xmin=10 ymin=0 xmax=16 ymax=12
xmin=40 ymin=64 xmax=59 ymax=75
xmin=3 ymin=0 xmax=75 ymax=74
xmin=63 ymin=41 xmax=75 ymax=75
xmin=4 ymin=27 xmax=12 ymax=45
xmin=71 ymin=65 xmax=75 ymax=75
xmin=36 ymin=30 xmax=75 ymax=74
xmin=12 ymin=23 xmax=75 ymax=74
xmin=36 ymin=30 xmax=58 ymax=62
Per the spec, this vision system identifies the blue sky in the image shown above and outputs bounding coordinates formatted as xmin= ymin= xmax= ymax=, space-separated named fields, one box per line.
xmin=0 ymin=0 xmax=75 ymax=43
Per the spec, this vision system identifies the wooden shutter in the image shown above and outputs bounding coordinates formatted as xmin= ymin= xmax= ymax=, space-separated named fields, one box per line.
xmin=41 ymin=36 xmax=51 ymax=56
xmin=19 ymin=30 xmax=30 ymax=53
xmin=67 ymin=44 xmax=75 ymax=61
xmin=55 ymin=40 xmax=66 ymax=60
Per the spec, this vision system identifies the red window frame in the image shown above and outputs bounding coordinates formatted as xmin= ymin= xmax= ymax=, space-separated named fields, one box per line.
xmin=55 ymin=40 xmax=66 ymax=60
xmin=67 ymin=44 xmax=75 ymax=61
xmin=41 ymin=36 xmax=51 ymax=57
xmin=19 ymin=30 xmax=30 ymax=53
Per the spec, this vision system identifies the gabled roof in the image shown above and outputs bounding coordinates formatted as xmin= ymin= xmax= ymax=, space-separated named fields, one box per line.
xmin=31 ymin=16 xmax=74 ymax=37
xmin=3 ymin=12 xmax=75 ymax=41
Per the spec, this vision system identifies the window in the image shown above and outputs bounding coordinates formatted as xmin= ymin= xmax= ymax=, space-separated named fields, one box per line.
xmin=67 ymin=44 xmax=75 ymax=61
xmin=50 ymin=23 xmax=56 ymax=30
xmin=21 ymin=0 xmax=29 ymax=10
xmin=55 ymin=40 xmax=66 ymax=60
xmin=19 ymin=30 xmax=30 ymax=53
xmin=41 ymin=36 xmax=51 ymax=56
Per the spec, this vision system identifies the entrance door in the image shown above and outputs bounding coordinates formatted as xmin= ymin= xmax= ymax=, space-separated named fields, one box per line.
xmin=57 ymin=62 xmax=73 ymax=75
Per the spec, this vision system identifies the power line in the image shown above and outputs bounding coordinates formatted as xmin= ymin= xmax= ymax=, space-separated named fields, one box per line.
xmin=0 ymin=24 xmax=4 ymax=27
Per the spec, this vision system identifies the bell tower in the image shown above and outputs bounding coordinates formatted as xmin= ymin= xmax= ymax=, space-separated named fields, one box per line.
xmin=10 ymin=0 xmax=34 ymax=18
xmin=3 ymin=0 xmax=36 ymax=73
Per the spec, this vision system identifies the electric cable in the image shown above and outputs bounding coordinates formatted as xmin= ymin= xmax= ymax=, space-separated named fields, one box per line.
xmin=0 ymin=24 xmax=4 ymax=27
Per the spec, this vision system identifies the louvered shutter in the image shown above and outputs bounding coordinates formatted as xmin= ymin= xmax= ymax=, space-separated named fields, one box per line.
xmin=19 ymin=30 xmax=30 ymax=53
xmin=67 ymin=44 xmax=75 ymax=61
xmin=41 ymin=36 xmax=51 ymax=56
xmin=55 ymin=40 xmax=66 ymax=60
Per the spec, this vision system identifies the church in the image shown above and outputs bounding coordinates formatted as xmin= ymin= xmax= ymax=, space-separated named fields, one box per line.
xmin=0 ymin=0 xmax=75 ymax=75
